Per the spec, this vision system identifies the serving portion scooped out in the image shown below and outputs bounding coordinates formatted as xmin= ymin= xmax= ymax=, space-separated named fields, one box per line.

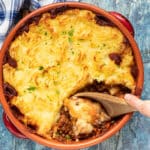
xmin=2 ymin=7 xmax=137 ymax=142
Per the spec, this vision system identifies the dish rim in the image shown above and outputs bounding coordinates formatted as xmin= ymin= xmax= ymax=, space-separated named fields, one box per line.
xmin=0 ymin=2 xmax=144 ymax=149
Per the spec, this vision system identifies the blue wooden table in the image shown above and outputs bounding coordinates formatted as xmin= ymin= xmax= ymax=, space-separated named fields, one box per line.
xmin=0 ymin=0 xmax=150 ymax=149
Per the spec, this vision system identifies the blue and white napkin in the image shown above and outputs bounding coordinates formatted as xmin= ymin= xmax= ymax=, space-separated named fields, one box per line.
xmin=0 ymin=0 xmax=79 ymax=48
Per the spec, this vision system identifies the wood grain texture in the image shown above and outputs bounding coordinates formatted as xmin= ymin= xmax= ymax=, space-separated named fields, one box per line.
xmin=0 ymin=0 xmax=150 ymax=149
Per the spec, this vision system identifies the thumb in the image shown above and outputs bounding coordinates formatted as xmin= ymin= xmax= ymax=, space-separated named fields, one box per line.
xmin=124 ymin=94 xmax=150 ymax=117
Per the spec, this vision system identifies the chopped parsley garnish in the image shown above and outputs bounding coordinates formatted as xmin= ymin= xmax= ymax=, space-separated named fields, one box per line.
xmin=65 ymin=135 xmax=71 ymax=140
xmin=68 ymin=37 xmax=73 ymax=43
xmin=103 ymin=43 xmax=106 ymax=47
xmin=68 ymin=28 xmax=74 ymax=37
xmin=27 ymin=86 xmax=36 ymax=92
xmin=44 ymin=32 xmax=48 ymax=36
xmin=71 ymin=50 xmax=75 ymax=54
xmin=68 ymin=28 xmax=74 ymax=43
xmin=57 ymin=62 xmax=60 ymax=66
xmin=62 ymin=31 xmax=67 ymax=35
xmin=38 ymin=66 xmax=44 ymax=70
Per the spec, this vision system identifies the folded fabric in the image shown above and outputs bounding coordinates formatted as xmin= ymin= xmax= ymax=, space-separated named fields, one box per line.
xmin=0 ymin=0 xmax=79 ymax=48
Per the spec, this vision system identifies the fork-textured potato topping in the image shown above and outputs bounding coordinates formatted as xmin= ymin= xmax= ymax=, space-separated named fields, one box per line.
xmin=3 ymin=9 xmax=135 ymax=138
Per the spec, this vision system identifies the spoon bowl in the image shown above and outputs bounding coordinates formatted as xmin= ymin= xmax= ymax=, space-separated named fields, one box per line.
xmin=75 ymin=92 xmax=136 ymax=118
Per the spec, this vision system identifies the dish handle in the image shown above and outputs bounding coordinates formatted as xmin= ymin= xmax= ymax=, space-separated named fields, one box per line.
xmin=109 ymin=11 xmax=134 ymax=36
xmin=3 ymin=111 xmax=27 ymax=139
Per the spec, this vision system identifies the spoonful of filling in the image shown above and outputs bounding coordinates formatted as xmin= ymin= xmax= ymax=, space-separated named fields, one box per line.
xmin=64 ymin=92 xmax=136 ymax=136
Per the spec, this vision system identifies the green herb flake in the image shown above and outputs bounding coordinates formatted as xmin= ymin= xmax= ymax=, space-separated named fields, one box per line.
xmin=44 ymin=32 xmax=48 ymax=36
xmin=71 ymin=50 xmax=75 ymax=54
xmin=68 ymin=28 xmax=74 ymax=37
xmin=56 ymin=71 xmax=60 ymax=75
xmin=38 ymin=66 xmax=44 ymax=70
xmin=27 ymin=86 xmax=36 ymax=92
xmin=103 ymin=43 xmax=106 ymax=47
xmin=61 ymin=31 xmax=67 ymax=35
xmin=65 ymin=135 xmax=71 ymax=140
xmin=57 ymin=62 xmax=60 ymax=66
xmin=68 ymin=37 xmax=73 ymax=43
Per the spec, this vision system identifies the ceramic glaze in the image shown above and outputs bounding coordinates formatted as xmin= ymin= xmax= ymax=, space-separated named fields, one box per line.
xmin=0 ymin=1 xmax=149 ymax=150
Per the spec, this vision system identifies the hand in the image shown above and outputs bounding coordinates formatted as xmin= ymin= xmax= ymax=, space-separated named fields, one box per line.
xmin=124 ymin=94 xmax=150 ymax=117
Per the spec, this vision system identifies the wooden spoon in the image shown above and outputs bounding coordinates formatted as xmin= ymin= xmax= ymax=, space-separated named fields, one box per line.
xmin=74 ymin=92 xmax=136 ymax=118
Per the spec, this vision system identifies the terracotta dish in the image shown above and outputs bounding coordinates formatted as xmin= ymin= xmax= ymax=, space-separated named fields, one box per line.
xmin=0 ymin=2 xmax=144 ymax=149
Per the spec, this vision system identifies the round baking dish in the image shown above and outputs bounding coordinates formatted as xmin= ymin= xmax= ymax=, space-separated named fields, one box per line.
xmin=0 ymin=2 xmax=144 ymax=149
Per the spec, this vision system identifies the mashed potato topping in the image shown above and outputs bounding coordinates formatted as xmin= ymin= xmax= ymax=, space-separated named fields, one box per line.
xmin=3 ymin=9 xmax=135 ymax=138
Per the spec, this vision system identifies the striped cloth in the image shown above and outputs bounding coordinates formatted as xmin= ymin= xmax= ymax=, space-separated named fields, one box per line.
xmin=0 ymin=0 xmax=79 ymax=48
